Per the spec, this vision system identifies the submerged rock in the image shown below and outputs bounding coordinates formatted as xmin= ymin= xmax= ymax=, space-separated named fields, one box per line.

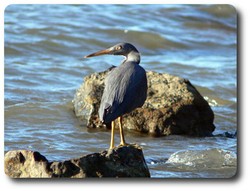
xmin=215 ymin=131 xmax=237 ymax=138
xmin=73 ymin=69 xmax=215 ymax=136
xmin=4 ymin=145 xmax=150 ymax=178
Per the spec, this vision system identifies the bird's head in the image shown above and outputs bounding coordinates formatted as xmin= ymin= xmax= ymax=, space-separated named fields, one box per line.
xmin=84 ymin=42 xmax=139 ymax=58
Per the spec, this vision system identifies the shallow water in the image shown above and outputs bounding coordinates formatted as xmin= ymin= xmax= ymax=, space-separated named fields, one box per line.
xmin=4 ymin=4 xmax=237 ymax=178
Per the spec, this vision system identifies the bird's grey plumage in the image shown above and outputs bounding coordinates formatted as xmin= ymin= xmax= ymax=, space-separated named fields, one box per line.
xmin=99 ymin=61 xmax=147 ymax=123
xmin=97 ymin=43 xmax=148 ymax=124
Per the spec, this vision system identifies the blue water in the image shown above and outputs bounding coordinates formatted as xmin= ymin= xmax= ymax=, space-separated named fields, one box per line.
xmin=4 ymin=4 xmax=237 ymax=178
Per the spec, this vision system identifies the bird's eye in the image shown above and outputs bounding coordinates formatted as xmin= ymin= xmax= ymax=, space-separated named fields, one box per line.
xmin=116 ymin=45 xmax=122 ymax=50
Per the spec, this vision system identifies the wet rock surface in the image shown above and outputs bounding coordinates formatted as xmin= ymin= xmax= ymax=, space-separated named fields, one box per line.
xmin=4 ymin=145 xmax=150 ymax=178
xmin=73 ymin=69 xmax=215 ymax=136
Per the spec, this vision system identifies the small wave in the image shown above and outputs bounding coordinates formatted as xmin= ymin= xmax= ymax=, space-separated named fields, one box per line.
xmin=198 ymin=5 xmax=236 ymax=18
xmin=93 ymin=28 xmax=188 ymax=51
xmin=183 ymin=19 xmax=236 ymax=33
xmin=195 ymin=86 xmax=235 ymax=106
xmin=204 ymin=96 xmax=218 ymax=107
xmin=166 ymin=148 xmax=237 ymax=169
xmin=4 ymin=46 xmax=22 ymax=56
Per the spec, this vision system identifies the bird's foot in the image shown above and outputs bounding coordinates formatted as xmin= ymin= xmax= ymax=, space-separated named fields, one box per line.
xmin=108 ymin=142 xmax=130 ymax=151
xmin=118 ymin=142 xmax=130 ymax=147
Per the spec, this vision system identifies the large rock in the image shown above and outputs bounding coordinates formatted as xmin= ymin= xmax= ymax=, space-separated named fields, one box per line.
xmin=73 ymin=69 xmax=215 ymax=136
xmin=4 ymin=145 xmax=150 ymax=178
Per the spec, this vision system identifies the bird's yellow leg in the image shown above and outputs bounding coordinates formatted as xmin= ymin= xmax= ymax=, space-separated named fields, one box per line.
xmin=119 ymin=116 xmax=127 ymax=146
xmin=109 ymin=121 xmax=115 ymax=150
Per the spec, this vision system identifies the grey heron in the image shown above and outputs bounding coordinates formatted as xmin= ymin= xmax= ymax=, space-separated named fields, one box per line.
xmin=84 ymin=43 xmax=147 ymax=149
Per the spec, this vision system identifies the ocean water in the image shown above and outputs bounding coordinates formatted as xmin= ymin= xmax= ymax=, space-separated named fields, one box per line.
xmin=4 ymin=4 xmax=237 ymax=178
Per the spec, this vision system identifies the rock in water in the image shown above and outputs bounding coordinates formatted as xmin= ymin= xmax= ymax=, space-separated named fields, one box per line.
xmin=73 ymin=69 xmax=215 ymax=136
xmin=4 ymin=145 xmax=150 ymax=178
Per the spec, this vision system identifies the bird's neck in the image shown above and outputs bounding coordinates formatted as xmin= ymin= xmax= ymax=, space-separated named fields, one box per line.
xmin=125 ymin=51 xmax=140 ymax=64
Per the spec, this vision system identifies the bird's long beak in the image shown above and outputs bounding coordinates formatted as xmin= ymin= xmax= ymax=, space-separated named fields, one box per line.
xmin=84 ymin=48 xmax=113 ymax=58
